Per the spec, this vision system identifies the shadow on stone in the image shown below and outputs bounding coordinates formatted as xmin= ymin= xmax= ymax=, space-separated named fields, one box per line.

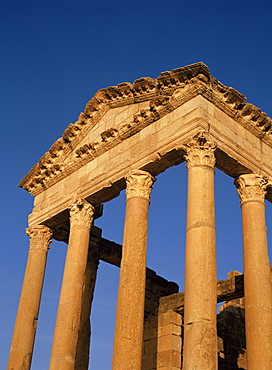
xmin=217 ymin=298 xmax=246 ymax=370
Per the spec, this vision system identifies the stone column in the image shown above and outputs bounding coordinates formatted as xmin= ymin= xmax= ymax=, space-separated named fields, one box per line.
xmin=235 ymin=174 xmax=272 ymax=370
xmin=112 ymin=170 xmax=155 ymax=370
xmin=49 ymin=199 xmax=95 ymax=370
xmin=8 ymin=225 xmax=52 ymax=370
xmin=183 ymin=134 xmax=217 ymax=370
xmin=74 ymin=228 xmax=101 ymax=369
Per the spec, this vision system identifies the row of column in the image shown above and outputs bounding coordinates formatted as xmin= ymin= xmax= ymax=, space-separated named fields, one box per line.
xmin=8 ymin=134 xmax=272 ymax=370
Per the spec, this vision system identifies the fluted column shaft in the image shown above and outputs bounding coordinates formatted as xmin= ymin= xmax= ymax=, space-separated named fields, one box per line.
xmin=49 ymin=199 xmax=95 ymax=370
xmin=183 ymin=135 xmax=217 ymax=370
xmin=8 ymin=225 xmax=52 ymax=370
xmin=236 ymin=174 xmax=272 ymax=370
xmin=112 ymin=170 xmax=155 ymax=370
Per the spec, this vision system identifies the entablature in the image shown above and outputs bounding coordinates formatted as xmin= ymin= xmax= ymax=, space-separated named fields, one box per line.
xmin=20 ymin=62 xmax=272 ymax=198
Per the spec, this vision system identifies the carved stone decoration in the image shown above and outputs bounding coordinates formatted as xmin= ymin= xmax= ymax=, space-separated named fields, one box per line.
xmin=26 ymin=225 xmax=53 ymax=251
xmin=18 ymin=62 xmax=272 ymax=197
xmin=75 ymin=143 xmax=97 ymax=158
xmin=125 ymin=170 xmax=155 ymax=200
xmin=183 ymin=132 xmax=216 ymax=169
xmin=235 ymin=174 xmax=268 ymax=203
xmin=70 ymin=199 xmax=95 ymax=228
xmin=101 ymin=128 xmax=118 ymax=142
xmin=133 ymin=77 xmax=158 ymax=96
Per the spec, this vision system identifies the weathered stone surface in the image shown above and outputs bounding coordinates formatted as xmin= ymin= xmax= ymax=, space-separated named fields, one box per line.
xmin=183 ymin=133 xmax=217 ymax=369
xmin=19 ymin=62 xmax=272 ymax=201
xmin=143 ymin=269 xmax=272 ymax=370
xmin=112 ymin=171 xmax=155 ymax=370
xmin=18 ymin=63 xmax=272 ymax=233
xmin=7 ymin=226 xmax=52 ymax=370
xmin=235 ymin=174 xmax=272 ymax=370
xmin=10 ymin=63 xmax=272 ymax=369
xmin=49 ymin=200 xmax=95 ymax=370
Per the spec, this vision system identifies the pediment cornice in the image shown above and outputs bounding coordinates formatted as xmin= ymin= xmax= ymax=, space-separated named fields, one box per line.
xmin=19 ymin=62 xmax=272 ymax=196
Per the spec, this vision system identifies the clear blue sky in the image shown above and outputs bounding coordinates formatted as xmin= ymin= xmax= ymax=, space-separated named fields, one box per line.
xmin=1 ymin=1 xmax=272 ymax=369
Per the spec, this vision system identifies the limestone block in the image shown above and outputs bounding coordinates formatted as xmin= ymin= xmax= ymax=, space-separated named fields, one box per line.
xmin=157 ymin=334 xmax=181 ymax=352
xmin=97 ymin=150 xmax=109 ymax=166
xmin=182 ymin=106 xmax=209 ymax=126
xmin=85 ymin=157 xmax=97 ymax=172
xmin=154 ymin=113 xmax=173 ymax=132
xmin=158 ymin=310 xmax=182 ymax=327
xmin=144 ymin=338 xmax=157 ymax=355
xmin=157 ymin=122 xmax=179 ymax=145
xmin=140 ymin=123 xmax=154 ymax=141
xmin=171 ymin=96 xmax=201 ymax=122
xmin=144 ymin=314 xmax=158 ymax=329
xmin=145 ymin=299 xmax=153 ymax=314
xmin=131 ymin=133 xmax=158 ymax=159
xmin=114 ymin=107 xmax=129 ymax=126
xmin=103 ymin=106 xmax=122 ymax=122
xmin=142 ymin=353 xmax=157 ymax=370
xmin=126 ymin=103 xmax=137 ymax=116
xmin=158 ymin=323 xmax=181 ymax=337
xmin=104 ymin=117 xmax=115 ymax=131
xmin=213 ymin=104 xmax=233 ymax=124
xmin=143 ymin=327 xmax=157 ymax=341
xmin=157 ymin=350 xmax=181 ymax=368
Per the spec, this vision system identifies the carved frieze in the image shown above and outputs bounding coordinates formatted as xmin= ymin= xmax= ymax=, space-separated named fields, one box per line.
xmin=157 ymin=62 xmax=210 ymax=94
xmin=19 ymin=62 xmax=272 ymax=195
xmin=26 ymin=225 xmax=53 ymax=251
xmin=101 ymin=83 xmax=134 ymax=104
xmin=133 ymin=77 xmax=158 ymax=97
xmin=70 ymin=199 xmax=95 ymax=228
xmin=84 ymin=93 xmax=107 ymax=119
xmin=116 ymin=82 xmax=134 ymax=99
xmin=75 ymin=143 xmax=97 ymax=158
xmin=49 ymin=138 xmax=65 ymax=158
xmin=235 ymin=174 xmax=268 ymax=203
xmin=183 ymin=132 xmax=216 ymax=169
xmin=126 ymin=170 xmax=155 ymax=200
xmin=100 ymin=128 xmax=118 ymax=142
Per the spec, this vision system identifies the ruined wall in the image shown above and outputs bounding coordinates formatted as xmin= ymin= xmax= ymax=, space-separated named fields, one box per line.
xmin=143 ymin=270 xmax=179 ymax=370
xmin=87 ymin=234 xmax=271 ymax=370
xmin=141 ymin=269 xmax=272 ymax=370
xmin=218 ymin=298 xmax=246 ymax=370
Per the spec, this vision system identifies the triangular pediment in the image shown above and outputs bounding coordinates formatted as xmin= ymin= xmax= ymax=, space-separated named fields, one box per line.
xmin=19 ymin=62 xmax=272 ymax=197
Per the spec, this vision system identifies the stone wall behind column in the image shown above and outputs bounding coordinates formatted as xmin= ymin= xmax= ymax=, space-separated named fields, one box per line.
xmin=142 ymin=269 xmax=179 ymax=370
xmin=217 ymin=298 xmax=246 ymax=370
xmin=142 ymin=268 xmax=272 ymax=369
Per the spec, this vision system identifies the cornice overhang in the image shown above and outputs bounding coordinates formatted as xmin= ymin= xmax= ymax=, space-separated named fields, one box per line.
xmin=19 ymin=62 xmax=272 ymax=196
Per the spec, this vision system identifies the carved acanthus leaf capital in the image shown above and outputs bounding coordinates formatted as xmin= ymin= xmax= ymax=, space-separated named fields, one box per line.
xmin=183 ymin=132 xmax=216 ymax=169
xmin=70 ymin=199 xmax=95 ymax=228
xmin=26 ymin=225 xmax=53 ymax=251
xmin=235 ymin=174 xmax=268 ymax=203
xmin=126 ymin=170 xmax=156 ymax=200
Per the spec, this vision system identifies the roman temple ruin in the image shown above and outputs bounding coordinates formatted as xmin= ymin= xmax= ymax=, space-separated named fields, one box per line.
xmin=8 ymin=62 xmax=272 ymax=369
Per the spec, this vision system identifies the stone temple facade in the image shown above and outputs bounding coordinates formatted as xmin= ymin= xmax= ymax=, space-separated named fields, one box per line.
xmin=8 ymin=62 xmax=272 ymax=369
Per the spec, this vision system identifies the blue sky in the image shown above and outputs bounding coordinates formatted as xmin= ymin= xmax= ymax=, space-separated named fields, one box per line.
xmin=1 ymin=1 xmax=272 ymax=369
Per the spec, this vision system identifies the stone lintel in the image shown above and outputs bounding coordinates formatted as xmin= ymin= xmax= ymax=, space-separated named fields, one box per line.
xmin=28 ymin=145 xmax=272 ymax=232
xmin=83 ymin=231 xmax=248 ymax=316
xmin=159 ymin=272 xmax=245 ymax=315
xmin=26 ymin=94 xmax=272 ymax=230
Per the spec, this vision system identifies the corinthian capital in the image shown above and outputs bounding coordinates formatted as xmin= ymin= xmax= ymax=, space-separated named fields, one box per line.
xmin=26 ymin=225 xmax=53 ymax=251
xmin=70 ymin=199 xmax=95 ymax=228
xmin=184 ymin=132 xmax=216 ymax=169
xmin=126 ymin=170 xmax=155 ymax=200
xmin=235 ymin=174 xmax=268 ymax=203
